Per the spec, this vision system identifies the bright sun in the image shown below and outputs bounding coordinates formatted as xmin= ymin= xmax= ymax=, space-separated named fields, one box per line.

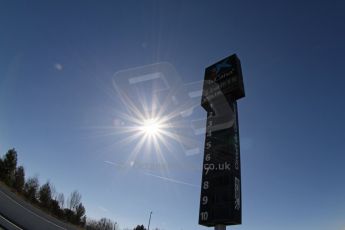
xmin=139 ymin=119 xmax=162 ymax=136
xmin=111 ymin=92 xmax=186 ymax=166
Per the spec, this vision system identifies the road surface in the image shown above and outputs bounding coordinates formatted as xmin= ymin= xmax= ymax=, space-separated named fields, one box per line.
xmin=0 ymin=184 xmax=79 ymax=230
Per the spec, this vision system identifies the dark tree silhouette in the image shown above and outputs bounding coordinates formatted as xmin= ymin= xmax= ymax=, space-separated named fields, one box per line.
xmin=86 ymin=218 xmax=115 ymax=230
xmin=85 ymin=218 xmax=99 ymax=230
xmin=67 ymin=190 xmax=82 ymax=211
xmin=98 ymin=218 xmax=115 ymax=230
xmin=80 ymin=216 xmax=86 ymax=227
xmin=39 ymin=181 xmax=52 ymax=208
xmin=13 ymin=166 xmax=25 ymax=192
xmin=75 ymin=203 xmax=86 ymax=224
xmin=134 ymin=225 xmax=146 ymax=230
xmin=64 ymin=208 xmax=75 ymax=223
xmin=24 ymin=176 xmax=40 ymax=202
xmin=0 ymin=149 xmax=105 ymax=228
xmin=57 ymin=192 xmax=65 ymax=209
xmin=1 ymin=148 xmax=17 ymax=185
xmin=50 ymin=199 xmax=64 ymax=218
xmin=0 ymin=158 xmax=3 ymax=177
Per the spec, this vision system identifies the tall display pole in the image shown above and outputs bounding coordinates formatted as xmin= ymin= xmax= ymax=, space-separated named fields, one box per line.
xmin=215 ymin=224 xmax=226 ymax=230
xmin=199 ymin=54 xmax=245 ymax=229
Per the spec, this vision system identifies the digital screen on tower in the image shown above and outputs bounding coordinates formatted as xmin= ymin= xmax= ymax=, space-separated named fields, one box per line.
xmin=201 ymin=54 xmax=245 ymax=111
xmin=199 ymin=54 xmax=244 ymax=227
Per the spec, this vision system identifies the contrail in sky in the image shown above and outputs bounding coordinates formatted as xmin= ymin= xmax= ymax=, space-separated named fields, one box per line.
xmin=104 ymin=160 xmax=199 ymax=188
xmin=144 ymin=172 xmax=200 ymax=188
xmin=104 ymin=160 xmax=118 ymax=166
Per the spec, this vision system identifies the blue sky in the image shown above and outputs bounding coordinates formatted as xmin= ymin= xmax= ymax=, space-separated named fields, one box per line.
xmin=1 ymin=0 xmax=345 ymax=229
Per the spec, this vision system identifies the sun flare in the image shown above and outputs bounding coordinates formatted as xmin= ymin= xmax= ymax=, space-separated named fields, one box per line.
xmin=140 ymin=119 xmax=162 ymax=136
xmin=109 ymin=84 xmax=196 ymax=170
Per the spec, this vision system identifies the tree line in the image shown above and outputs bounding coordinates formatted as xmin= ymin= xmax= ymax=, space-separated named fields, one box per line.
xmin=0 ymin=148 xmax=86 ymax=226
xmin=0 ymin=148 xmax=159 ymax=230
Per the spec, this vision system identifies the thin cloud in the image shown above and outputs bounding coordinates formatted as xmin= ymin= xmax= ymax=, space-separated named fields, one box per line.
xmin=104 ymin=160 xmax=199 ymax=188
xmin=104 ymin=160 xmax=127 ymax=169
xmin=144 ymin=172 xmax=199 ymax=188
xmin=104 ymin=160 xmax=117 ymax=166
xmin=98 ymin=206 xmax=108 ymax=212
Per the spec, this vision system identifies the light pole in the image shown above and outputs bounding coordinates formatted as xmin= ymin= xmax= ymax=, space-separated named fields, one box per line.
xmin=215 ymin=225 xmax=226 ymax=230
xmin=147 ymin=211 xmax=153 ymax=230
